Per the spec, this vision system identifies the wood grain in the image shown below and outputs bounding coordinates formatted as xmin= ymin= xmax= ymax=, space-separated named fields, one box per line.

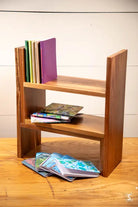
xmin=15 ymin=47 xmax=45 ymax=157
xmin=22 ymin=114 xmax=104 ymax=140
xmin=101 ymin=49 xmax=127 ymax=176
xmin=0 ymin=137 xmax=138 ymax=207
xmin=24 ymin=75 xmax=106 ymax=97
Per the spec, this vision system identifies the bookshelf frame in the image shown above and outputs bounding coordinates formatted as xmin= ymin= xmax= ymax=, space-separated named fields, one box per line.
xmin=15 ymin=47 xmax=127 ymax=177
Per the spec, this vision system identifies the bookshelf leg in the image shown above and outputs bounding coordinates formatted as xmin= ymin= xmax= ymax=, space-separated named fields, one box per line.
xmin=100 ymin=137 xmax=123 ymax=177
xmin=17 ymin=127 xmax=41 ymax=158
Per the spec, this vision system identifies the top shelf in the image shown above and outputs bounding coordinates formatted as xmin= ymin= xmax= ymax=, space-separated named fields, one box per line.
xmin=24 ymin=75 xmax=106 ymax=97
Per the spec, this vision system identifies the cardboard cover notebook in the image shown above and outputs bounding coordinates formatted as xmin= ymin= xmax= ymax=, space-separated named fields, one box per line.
xmin=25 ymin=40 xmax=30 ymax=82
xmin=40 ymin=38 xmax=57 ymax=83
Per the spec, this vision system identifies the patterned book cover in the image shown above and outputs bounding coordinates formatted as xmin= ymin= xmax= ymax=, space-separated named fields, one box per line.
xmin=35 ymin=152 xmax=51 ymax=170
xmin=40 ymin=153 xmax=75 ymax=182
xmin=31 ymin=115 xmax=69 ymax=123
xmin=40 ymin=152 xmax=100 ymax=178
xmin=22 ymin=158 xmax=51 ymax=177
xmin=56 ymin=158 xmax=100 ymax=173
xmin=55 ymin=158 xmax=100 ymax=177
xmin=41 ymin=103 xmax=83 ymax=117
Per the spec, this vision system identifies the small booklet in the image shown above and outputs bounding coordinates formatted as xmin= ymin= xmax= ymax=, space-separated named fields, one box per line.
xmin=31 ymin=115 xmax=69 ymax=123
xmin=22 ymin=152 xmax=100 ymax=181
xmin=55 ymin=158 xmax=100 ymax=177
xmin=32 ymin=103 xmax=83 ymax=121
xmin=35 ymin=152 xmax=51 ymax=171
xmin=22 ymin=158 xmax=51 ymax=177
xmin=39 ymin=153 xmax=75 ymax=182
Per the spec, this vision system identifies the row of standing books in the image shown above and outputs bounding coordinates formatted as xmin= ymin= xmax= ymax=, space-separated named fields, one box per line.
xmin=30 ymin=103 xmax=83 ymax=123
xmin=25 ymin=38 xmax=57 ymax=84
xmin=22 ymin=152 xmax=100 ymax=182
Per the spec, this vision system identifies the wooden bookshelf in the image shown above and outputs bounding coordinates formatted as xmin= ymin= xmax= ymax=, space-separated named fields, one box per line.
xmin=15 ymin=47 xmax=127 ymax=177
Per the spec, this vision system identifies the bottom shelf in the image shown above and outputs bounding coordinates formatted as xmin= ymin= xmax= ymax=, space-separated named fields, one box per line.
xmin=24 ymin=137 xmax=102 ymax=172
xmin=21 ymin=114 xmax=105 ymax=141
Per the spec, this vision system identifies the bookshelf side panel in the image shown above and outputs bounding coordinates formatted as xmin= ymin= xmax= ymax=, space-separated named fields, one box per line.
xmin=102 ymin=49 xmax=127 ymax=176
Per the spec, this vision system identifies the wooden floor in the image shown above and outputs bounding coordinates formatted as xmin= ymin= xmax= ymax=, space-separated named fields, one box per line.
xmin=0 ymin=137 xmax=138 ymax=207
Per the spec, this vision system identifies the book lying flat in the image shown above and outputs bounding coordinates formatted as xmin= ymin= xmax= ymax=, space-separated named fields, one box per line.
xmin=31 ymin=115 xmax=69 ymax=123
xmin=55 ymin=158 xmax=100 ymax=177
xmin=40 ymin=153 xmax=75 ymax=182
xmin=35 ymin=152 xmax=50 ymax=171
xmin=36 ymin=103 xmax=83 ymax=121
xmin=40 ymin=153 xmax=100 ymax=178
xmin=22 ymin=158 xmax=51 ymax=177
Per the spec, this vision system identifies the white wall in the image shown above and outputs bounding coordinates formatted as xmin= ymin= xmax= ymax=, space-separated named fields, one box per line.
xmin=0 ymin=0 xmax=138 ymax=137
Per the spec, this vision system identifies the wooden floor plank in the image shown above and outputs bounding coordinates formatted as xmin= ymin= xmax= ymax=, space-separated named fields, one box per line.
xmin=0 ymin=137 xmax=138 ymax=206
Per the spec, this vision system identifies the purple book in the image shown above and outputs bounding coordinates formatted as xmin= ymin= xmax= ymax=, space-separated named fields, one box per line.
xmin=40 ymin=38 xmax=57 ymax=83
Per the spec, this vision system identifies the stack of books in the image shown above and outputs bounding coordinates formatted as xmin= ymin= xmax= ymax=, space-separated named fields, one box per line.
xmin=22 ymin=152 xmax=100 ymax=182
xmin=25 ymin=38 xmax=57 ymax=84
xmin=31 ymin=103 xmax=83 ymax=123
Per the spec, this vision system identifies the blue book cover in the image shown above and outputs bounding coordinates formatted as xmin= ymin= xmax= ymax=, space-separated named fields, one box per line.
xmin=22 ymin=158 xmax=51 ymax=177
xmin=40 ymin=153 xmax=75 ymax=182
xmin=35 ymin=152 xmax=51 ymax=171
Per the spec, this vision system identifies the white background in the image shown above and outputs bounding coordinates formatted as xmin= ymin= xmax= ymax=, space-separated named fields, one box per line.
xmin=0 ymin=0 xmax=138 ymax=137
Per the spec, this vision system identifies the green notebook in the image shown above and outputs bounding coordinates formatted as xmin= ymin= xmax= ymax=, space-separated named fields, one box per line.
xmin=25 ymin=40 xmax=30 ymax=82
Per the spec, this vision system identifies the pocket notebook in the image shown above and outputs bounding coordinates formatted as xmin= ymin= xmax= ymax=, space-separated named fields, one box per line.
xmin=35 ymin=152 xmax=51 ymax=171
xmin=55 ymin=158 xmax=100 ymax=177
xmin=22 ymin=158 xmax=51 ymax=177
xmin=40 ymin=153 xmax=75 ymax=182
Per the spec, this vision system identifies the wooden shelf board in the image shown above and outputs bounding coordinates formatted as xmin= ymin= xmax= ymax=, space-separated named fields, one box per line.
xmin=21 ymin=114 xmax=104 ymax=141
xmin=24 ymin=76 xmax=106 ymax=97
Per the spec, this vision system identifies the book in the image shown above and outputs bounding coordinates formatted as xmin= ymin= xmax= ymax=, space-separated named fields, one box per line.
xmin=40 ymin=38 xmax=57 ymax=83
xmin=32 ymin=41 xmax=37 ymax=83
xmin=35 ymin=152 xmax=51 ymax=171
xmin=55 ymin=158 xmax=100 ymax=178
xmin=35 ymin=41 xmax=41 ymax=83
xmin=22 ymin=152 xmax=100 ymax=181
xmin=31 ymin=115 xmax=69 ymax=123
xmin=40 ymin=153 xmax=100 ymax=178
xmin=22 ymin=158 xmax=51 ymax=177
xmin=28 ymin=41 xmax=33 ymax=83
xmin=38 ymin=103 xmax=83 ymax=121
xmin=40 ymin=153 xmax=75 ymax=182
xmin=25 ymin=40 xmax=30 ymax=82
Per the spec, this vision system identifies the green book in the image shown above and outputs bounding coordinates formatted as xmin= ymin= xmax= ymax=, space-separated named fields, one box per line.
xmin=25 ymin=40 xmax=30 ymax=82
xmin=28 ymin=40 xmax=33 ymax=83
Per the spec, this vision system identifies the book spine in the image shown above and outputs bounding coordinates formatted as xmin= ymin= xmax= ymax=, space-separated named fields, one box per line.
xmin=28 ymin=40 xmax=33 ymax=83
xmin=25 ymin=40 xmax=30 ymax=82
xmin=35 ymin=41 xmax=41 ymax=83
xmin=32 ymin=112 xmax=70 ymax=121
xmin=32 ymin=41 xmax=36 ymax=83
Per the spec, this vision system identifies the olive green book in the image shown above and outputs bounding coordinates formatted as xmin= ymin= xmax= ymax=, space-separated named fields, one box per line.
xmin=25 ymin=40 xmax=30 ymax=82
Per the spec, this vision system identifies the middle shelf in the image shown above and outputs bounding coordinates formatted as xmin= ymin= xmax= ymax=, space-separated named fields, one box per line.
xmin=21 ymin=114 xmax=104 ymax=141
xmin=24 ymin=75 xmax=106 ymax=97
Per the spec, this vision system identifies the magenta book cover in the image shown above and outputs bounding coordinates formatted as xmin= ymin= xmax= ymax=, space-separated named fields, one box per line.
xmin=40 ymin=38 xmax=57 ymax=83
